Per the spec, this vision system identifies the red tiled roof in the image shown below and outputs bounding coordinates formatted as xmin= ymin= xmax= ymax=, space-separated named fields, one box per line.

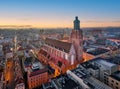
xmin=45 ymin=38 xmax=72 ymax=53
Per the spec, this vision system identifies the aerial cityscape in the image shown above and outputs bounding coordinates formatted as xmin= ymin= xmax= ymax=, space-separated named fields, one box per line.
xmin=0 ymin=0 xmax=120 ymax=89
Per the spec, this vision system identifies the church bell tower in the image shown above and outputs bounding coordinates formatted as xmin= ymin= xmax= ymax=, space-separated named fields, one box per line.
xmin=70 ymin=16 xmax=83 ymax=62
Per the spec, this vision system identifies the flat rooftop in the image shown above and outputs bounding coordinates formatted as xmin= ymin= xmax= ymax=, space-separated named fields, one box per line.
xmin=32 ymin=60 xmax=45 ymax=71
xmin=81 ymin=63 xmax=99 ymax=70
xmin=96 ymin=59 xmax=117 ymax=67
xmin=110 ymin=71 xmax=120 ymax=81
xmin=29 ymin=67 xmax=47 ymax=77
xmin=69 ymin=66 xmax=112 ymax=89
xmin=62 ymin=76 xmax=80 ymax=89
xmin=53 ymin=75 xmax=80 ymax=89
xmin=87 ymin=48 xmax=109 ymax=56
xmin=105 ymin=56 xmax=120 ymax=65
xmin=62 ymin=78 xmax=80 ymax=89
xmin=72 ymin=67 xmax=87 ymax=78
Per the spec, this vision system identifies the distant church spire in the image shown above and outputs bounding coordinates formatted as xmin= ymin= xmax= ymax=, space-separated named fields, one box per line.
xmin=74 ymin=16 xmax=80 ymax=30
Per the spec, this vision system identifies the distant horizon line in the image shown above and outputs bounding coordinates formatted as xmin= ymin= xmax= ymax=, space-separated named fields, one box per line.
xmin=0 ymin=25 xmax=120 ymax=29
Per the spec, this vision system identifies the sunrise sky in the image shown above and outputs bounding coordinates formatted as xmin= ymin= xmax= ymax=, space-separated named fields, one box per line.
xmin=0 ymin=0 xmax=120 ymax=28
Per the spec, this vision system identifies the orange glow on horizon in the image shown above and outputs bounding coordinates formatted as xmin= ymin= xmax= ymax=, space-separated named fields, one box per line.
xmin=0 ymin=20 xmax=120 ymax=28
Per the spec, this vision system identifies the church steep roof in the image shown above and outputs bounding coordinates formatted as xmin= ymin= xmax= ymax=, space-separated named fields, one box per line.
xmin=45 ymin=38 xmax=72 ymax=53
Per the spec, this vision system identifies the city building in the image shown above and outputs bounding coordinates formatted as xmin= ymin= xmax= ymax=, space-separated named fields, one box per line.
xmin=44 ymin=38 xmax=76 ymax=65
xmin=94 ymin=59 xmax=119 ymax=82
xmin=81 ymin=62 xmax=99 ymax=79
xmin=83 ymin=47 xmax=110 ymax=62
xmin=22 ymin=51 xmax=48 ymax=89
xmin=108 ymin=71 xmax=120 ymax=89
xmin=27 ymin=59 xmax=48 ymax=89
xmin=80 ymin=57 xmax=120 ymax=88
xmin=105 ymin=56 xmax=120 ymax=70
xmin=42 ymin=75 xmax=81 ymax=89
xmin=66 ymin=66 xmax=112 ymax=89
xmin=86 ymin=48 xmax=109 ymax=56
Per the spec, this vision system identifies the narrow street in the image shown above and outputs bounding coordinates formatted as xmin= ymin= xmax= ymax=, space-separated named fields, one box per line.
xmin=6 ymin=58 xmax=15 ymax=89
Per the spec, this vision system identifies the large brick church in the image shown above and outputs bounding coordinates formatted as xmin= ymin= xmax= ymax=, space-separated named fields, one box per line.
xmin=38 ymin=16 xmax=83 ymax=76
